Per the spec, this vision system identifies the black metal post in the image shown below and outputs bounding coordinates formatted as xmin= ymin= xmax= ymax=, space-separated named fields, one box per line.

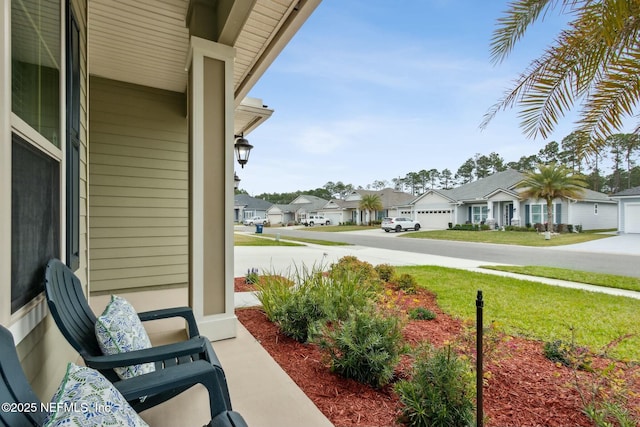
xmin=476 ymin=290 xmax=483 ymax=427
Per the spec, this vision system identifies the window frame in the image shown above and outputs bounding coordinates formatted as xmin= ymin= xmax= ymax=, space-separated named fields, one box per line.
xmin=2 ymin=0 xmax=71 ymax=343
xmin=471 ymin=205 xmax=489 ymax=224
xmin=66 ymin=5 xmax=80 ymax=271
xmin=530 ymin=203 xmax=557 ymax=224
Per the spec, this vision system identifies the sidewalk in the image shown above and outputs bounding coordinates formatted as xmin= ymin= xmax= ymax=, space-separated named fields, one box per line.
xmin=235 ymin=238 xmax=640 ymax=301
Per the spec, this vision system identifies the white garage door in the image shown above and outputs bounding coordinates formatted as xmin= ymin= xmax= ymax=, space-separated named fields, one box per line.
xmin=416 ymin=209 xmax=452 ymax=229
xmin=325 ymin=213 xmax=342 ymax=225
xmin=624 ymin=203 xmax=640 ymax=233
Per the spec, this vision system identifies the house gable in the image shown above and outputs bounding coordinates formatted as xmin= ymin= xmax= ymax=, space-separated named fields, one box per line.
xmin=485 ymin=188 xmax=520 ymax=202
xmin=413 ymin=191 xmax=455 ymax=208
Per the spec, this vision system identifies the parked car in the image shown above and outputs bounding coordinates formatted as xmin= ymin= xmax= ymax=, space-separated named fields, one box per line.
xmin=302 ymin=215 xmax=331 ymax=226
xmin=381 ymin=217 xmax=421 ymax=232
xmin=243 ymin=216 xmax=269 ymax=226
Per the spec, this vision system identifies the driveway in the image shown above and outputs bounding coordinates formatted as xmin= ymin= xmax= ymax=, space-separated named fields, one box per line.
xmin=549 ymin=233 xmax=640 ymax=255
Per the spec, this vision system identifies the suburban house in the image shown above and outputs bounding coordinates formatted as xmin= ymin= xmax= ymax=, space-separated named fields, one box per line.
xmin=2 ymin=0 xmax=321 ymax=405
xmin=611 ymin=186 xmax=640 ymax=233
xmin=234 ymin=194 xmax=273 ymax=223
xmin=266 ymin=203 xmax=297 ymax=225
xmin=289 ymin=194 xmax=329 ymax=222
xmin=321 ymin=188 xmax=415 ymax=225
xmin=400 ymin=169 xmax=617 ymax=230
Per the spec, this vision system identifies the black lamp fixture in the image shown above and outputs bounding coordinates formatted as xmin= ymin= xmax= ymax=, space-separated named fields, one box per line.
xmin=234 ymin=134 xmax=253 ymax=168
xmin=234 ymin=172 xmax=241 ymax=189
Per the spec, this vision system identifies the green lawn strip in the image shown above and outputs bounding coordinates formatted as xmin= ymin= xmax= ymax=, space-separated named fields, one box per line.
xmin=396 ymin=265 xmax=640 ymax=361
xmin=480 ymin=265 xmax=640 ymax=292
xmin=301 ymin=225 xmax=378 ymax=232
xmin=234 ymin=233 xmax=303 ymax=246
xmin=401 ymin=230 xmax=612 ymax=246
xmin=234 ymin=233 xmax=350 ymax=246
xmin=275 ymin=235 xmax=352 ymax=246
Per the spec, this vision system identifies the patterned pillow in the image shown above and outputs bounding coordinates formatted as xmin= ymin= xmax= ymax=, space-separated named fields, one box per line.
xmin=95 ymin=295 xmax=156 ymax=379
xmin=44 ymin=363 xmax=149 ymax=427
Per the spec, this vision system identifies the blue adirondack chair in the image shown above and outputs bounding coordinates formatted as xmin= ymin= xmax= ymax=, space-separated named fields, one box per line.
xmin=43 ymin=258 xmax=232 ymax=413
xmin=0 ymin=325 xmax=247 ymax=426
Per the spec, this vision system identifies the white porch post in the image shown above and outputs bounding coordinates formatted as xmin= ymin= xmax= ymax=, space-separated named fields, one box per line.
xmin=187 ymin=36 xmax=236 ymax=340
xmin=512 ymin=199 xmax=521 ymax=226
xmin=0 ymin=0 xmax=10 ymax=326
xmin=486 ymin=201 xmax=495 ymax=228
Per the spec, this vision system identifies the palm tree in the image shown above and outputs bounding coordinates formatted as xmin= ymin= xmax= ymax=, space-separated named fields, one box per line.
xmin=359 ymin=194 xmax=383 ymax=226
xmin=516 ymin=163 xmax=587 ymax=235
xmin=481 ymin=0 xmax=640 ymax=156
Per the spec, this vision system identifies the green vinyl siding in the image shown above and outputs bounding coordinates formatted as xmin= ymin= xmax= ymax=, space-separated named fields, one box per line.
xmin=89 ymin=77 xmax=188 ymax=293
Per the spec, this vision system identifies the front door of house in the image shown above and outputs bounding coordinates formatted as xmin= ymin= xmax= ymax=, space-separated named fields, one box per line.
xmin=505 ymin=204 xmax=513 ymax=226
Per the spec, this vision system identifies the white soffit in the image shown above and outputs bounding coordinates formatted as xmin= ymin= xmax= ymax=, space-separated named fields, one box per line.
xmin=88 ymin=0 xmax=310 ymax=96
xmin=235 ymin=97 xmax=274 ymax=135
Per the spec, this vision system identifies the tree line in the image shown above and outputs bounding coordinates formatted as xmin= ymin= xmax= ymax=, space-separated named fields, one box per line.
xmin=394 ymin=132 xmax=640 ymax=196
xmin=239 ymin=132 xmax=639 ymax=203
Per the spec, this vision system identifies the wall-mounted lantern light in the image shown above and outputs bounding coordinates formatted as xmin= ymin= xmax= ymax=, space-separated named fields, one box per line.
xmin=234 ymin=134 xmax=253 ymax=168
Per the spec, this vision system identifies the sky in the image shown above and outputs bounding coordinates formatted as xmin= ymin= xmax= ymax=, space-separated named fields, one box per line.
xmin=239 ymin=1 xmax=595 ymax=195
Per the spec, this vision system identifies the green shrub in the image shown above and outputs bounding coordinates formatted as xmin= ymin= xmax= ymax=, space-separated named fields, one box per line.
xmin=543 ymin=339 xmax=592 ymax=371
xmin=505 ymin=225 xmax=534 ymax=232
xmin=451 ymin=223 xmax=480 ymax=231
xmin=255 ymin=267 xmax=326 ymax=342
xmin=318 ymin=306 xmax=406 ymax=388
xmin=329 ymin=256 xmax=380 ymax=286
xmin=395 ymin=345 xmax=475 ymax=427
xmin=375 ymin=263 xmax=396 ymax=282
xmin=255 ymin=274 xmax=294 ymax=323
xmin=319 ymin=268 xmax=379 ymax=322
xmin=397 ymin=273 xmax=418 ymax=293
xmin=408 ymin=307 xmax=436 ymax=321
xmin=256 ymin=262 xmax=379 ymax=343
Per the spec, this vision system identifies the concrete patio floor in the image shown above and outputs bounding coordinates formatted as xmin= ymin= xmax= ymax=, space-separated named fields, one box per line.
xmin=91 ymin=288 xmax=333 ymax=427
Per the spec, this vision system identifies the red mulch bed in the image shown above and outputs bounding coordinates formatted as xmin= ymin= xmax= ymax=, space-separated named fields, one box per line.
xmin=234 ymin=278 xmax=640 ymax=427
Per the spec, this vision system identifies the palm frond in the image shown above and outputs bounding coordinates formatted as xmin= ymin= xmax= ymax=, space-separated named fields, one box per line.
xmin=490 ymin=0 xmax=556 ymax=64
xmin=578 ymin=49 xmax=640 ymax=145
xmin=484 ymin=0 xmax=640 ymax=142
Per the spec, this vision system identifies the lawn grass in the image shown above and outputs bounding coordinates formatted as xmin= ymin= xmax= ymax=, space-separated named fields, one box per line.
xmin=396 ymin=265 xmax=640 ymax=361
xmin=301 ymin=225 xmax=378 ymax=232
xmin=480 ymin=265 xmax=640 ymax=292
xmin=402 ymin=229 xmax=612 ymax=246
xmin=234 ymin=233 xmax=303 ymax=246
xmin=234 ymin=233 xmax=350 ymax=246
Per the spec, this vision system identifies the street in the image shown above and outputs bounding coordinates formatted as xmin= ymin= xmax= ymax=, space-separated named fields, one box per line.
xmin=256 ymin=227 xmax=640 ymax=279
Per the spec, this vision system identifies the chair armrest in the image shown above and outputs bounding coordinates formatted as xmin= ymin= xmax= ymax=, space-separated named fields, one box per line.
xmin=84 ymin=337 xmax=209 ymax=369
xmin=208 ymin=410 xmax=249 ymax=427
xmin=137 ymin=306 xmax=200 ymax=338
xmin=114 ymin=360 xmax=228 ymax=421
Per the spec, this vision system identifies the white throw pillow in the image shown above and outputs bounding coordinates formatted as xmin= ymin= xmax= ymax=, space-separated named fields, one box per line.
xmin=94 ymin=295 xmax=156 ymax=379
xmin=44 ymin=362 xmax=149 ymax=427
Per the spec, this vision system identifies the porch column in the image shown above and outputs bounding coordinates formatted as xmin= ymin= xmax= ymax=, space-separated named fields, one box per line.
xmin=187 ymin=36 xmax=236 ymax=340
xmin=486 ymin=201 xmax=495 ymax=228
xmin=512 ymin=199 xmax=521 ymax=226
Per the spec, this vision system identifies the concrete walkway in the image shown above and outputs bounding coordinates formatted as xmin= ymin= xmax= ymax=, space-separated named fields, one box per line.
xmin=235 ymin=236 xmax=640 ymax=301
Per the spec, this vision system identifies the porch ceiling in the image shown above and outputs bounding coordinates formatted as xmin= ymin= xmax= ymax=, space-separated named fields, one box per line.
xmin=88 ymin=0 xmax=318 ymax=133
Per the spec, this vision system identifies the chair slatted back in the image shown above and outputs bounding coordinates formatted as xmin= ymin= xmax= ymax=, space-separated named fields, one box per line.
xmin=0 ymin=326 xmax=45 ymax=426
xmin=44 ymin=259 xmax=101 ymax=359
